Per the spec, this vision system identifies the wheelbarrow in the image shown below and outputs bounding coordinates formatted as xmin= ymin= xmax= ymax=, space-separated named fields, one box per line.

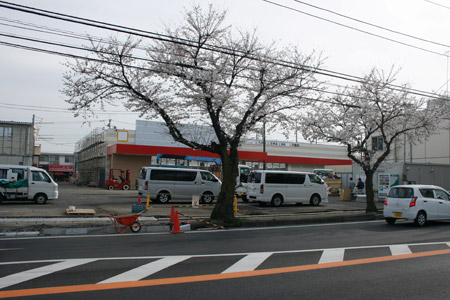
xmin=102 ymin=212 xmax=143 ymax=233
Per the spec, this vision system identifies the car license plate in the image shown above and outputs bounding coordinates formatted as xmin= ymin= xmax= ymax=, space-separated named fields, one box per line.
xmin=394 ymin=212 xmax=402 ymax=218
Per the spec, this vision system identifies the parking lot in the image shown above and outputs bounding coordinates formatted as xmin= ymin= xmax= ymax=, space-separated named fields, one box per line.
xmin=0 ymin=183 xmax=382 ymax=219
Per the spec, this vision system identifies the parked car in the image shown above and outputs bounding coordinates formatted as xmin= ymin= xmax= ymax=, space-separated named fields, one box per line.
xmin=247 ymin=170 xmax=328 ymax=207
xmin=0 ymin=164 xmax=58 ymax=204
xmin=137 ymin=167 xmax=221 ymax=204
xmin=383 ymin=184 xmax=450 ymax=226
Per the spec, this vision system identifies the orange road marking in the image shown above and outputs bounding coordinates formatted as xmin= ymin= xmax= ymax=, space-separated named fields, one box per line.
xmin=1 ymin=248 xmax=450 ymax=298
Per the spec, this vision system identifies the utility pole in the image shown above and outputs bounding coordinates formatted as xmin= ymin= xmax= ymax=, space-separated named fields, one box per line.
xmin=263 ymin=120 xmax=266 ymax=170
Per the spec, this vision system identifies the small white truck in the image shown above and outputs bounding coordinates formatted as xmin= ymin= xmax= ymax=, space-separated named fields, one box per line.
xmin=0 ymin=165 xmax=59 ymax=204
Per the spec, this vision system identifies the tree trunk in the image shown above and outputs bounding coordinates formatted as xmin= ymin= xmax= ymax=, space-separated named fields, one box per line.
xmin=364 ymin=170 xmax=378 ymax=213
xmin=210 ymin=146 xmax=239 ymax=224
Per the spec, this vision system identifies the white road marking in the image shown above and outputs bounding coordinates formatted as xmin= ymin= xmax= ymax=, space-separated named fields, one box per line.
xmin=0 ymin=259 xmax=97 ymax=290
xmin=222 ymin=252 xmax=273 ymax=273
xmin=318 ymin=248 xmax=345 ymax=264
xmin=97 ymin=256 xmax=191 ymax=283
xmin=389 ymin=244 xmax=412 ymax=256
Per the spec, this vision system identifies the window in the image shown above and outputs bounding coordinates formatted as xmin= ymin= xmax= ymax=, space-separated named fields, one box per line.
xmin=372 ymin=136 xmax=384 ymax=152
xmin=150 ymin=170 xmax=177 ymax=181
xmin=266 ymin=173 xmax=285 ymax=184
xmin=434 ymin=190 xmax=450 ymax=200
xmin=40 ymin=155 xmax=49 ymax=162
xmin=248 ymin=172 xmax=262 ymax=183
xmin=388 ymin=187 xmax=414 ymax=198
xmin=49 ymin=155 xmax=59 ymax=163
xmin=0 ymin=127 xmax=12 ymax=137
xmin=176 ymin=171 xmax=197 ymax=182
xmin=419 ymin=189 xmax=434 ymax=198
xmin=0 ymin=169 xmax=7 ymax=180
xmin=308 ymin=174 xmax=323 ymax=184
xmin=12 ymin=168 xmax=25 ymax=180
xmin=139 ymin=168 xmax=147 ymax=180
xmin=32 ymin=171 xmax=50 ymax=182
xmin=201 ymin=172 xmax=216 ymax=182
xmin=64 ymin=156 xmax=74 ymax=163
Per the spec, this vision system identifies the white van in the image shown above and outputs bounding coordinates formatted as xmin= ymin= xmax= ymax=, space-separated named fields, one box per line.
xmin=138 ymin=167 xmax=221 ymax=204
xmin=247 ymin=170 xmax=328 ymax=207
xmin=0 ymin=165 xmax=59 ymax=204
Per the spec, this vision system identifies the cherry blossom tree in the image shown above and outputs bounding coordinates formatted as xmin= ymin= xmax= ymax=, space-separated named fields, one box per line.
xmin=62 ymin=4 xmax=323 ymax=224
xmin=301 ymin=67 xmax=441 ymax=213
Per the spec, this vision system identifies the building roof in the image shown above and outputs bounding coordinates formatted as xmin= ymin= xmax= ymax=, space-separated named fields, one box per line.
xmin=0 ymin=120 xmax=32 ymax=126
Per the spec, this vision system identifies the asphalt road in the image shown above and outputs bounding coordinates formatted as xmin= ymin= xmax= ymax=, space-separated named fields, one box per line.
xmin=2 ymin=219 xmax=450 ymax=299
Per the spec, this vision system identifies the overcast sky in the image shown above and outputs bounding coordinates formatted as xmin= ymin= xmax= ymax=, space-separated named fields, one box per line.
xmin=1 ymin=0 xmax=449 ymax=153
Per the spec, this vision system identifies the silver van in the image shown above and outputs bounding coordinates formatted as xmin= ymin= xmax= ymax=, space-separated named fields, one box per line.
xmin=138 ymin=167 xmax=221 ymax=204
xmin=247 ymin=170 xmax=328 ymax=207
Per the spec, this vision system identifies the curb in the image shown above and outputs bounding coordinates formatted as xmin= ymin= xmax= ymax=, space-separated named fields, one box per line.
xmin=0 ymin=212 xmax=385 ymax=237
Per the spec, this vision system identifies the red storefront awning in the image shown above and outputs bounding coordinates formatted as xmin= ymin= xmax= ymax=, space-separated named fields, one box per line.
xmin=107 ymin=144 xmax=351 ymax=166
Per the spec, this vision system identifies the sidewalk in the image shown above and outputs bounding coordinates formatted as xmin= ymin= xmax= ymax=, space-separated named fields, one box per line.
xmin=0 ymin=184 xmax=385 ymax=236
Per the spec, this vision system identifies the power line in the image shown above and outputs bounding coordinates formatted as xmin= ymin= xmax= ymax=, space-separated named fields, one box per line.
xmin=263 ymin=0 xmax=448 ymax=57
xmin=0 ymin=0 xmax=443 ymax=100
xmin=424 ymin=0 xmax=450 ymax=10
xmin=0 ymin=1 xmax=388 ymax=86
xmin=292 ymin=0 xmax=450 ymax=49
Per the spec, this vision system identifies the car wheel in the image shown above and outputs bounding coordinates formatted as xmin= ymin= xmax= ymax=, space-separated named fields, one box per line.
xmin=34 ymin=194 xmax=47 ymax=204
xmin=108 ymin=185 xmax=114 ymax=190
xmin=122 ymin=184 xmax=130 ymax=190
xmin=130 ymin=222 xmax=142 ymax=233
xmin=310 ymin=194 xmax=321 ymax=206
xmin=414 ymin=211 xmax=427 ymax=227
xmin=201 ymin=192 xmax=214 ymax=204
xmin=241 ymin=195 xmax=249 ymax=203
xmin=271 ymin=194 xmax=283 ymax=207
xmin=157 ymin=192 xmax=171 ymax=204
xmin=385 ymin=217 xmax=396 ymax=225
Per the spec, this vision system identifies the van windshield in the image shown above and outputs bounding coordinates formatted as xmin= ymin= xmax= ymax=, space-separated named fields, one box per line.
xmin=248 ymin=172 xmax=261 ymax=183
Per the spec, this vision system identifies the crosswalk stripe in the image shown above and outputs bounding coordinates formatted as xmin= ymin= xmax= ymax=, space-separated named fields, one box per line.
xmin=389 ymin=244 xmax=412 ymax=256
xmin=222 ymin=252 xmax=273 ymax=273
xmin=0 ymin=259 xmax=97 ymax=290
xmin=318 ymin=248 xmax=345 ymax=264
xmin=97 ymin=256 xmax=191 ymax=284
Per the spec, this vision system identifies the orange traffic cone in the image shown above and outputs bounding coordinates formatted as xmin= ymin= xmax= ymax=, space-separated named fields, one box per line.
xmin=171 ymin=210 xmax=183 ymax=234
xmin=169 ymin=205 xmax=175 ymax=223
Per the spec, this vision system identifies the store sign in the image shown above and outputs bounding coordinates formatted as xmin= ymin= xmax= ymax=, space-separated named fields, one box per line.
xmin=49 ymin=165 xmax=74 ymax=172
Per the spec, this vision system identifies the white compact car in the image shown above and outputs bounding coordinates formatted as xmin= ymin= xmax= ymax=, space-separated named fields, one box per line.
xmin=383 ymin=185 xmax=450 ymax=226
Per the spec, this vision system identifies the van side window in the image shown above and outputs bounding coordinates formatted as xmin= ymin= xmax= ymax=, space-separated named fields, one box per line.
xmin=150 ymin=170 xmax=176 ymax=181
xmin=308 ymin=174 xmax=323 ymax=184
xmin=419 ymin=189 xmax=434 ymax=198
xmin=0 ymin=169 xmax=7 ymax=180
xmin=177 ymin=171 xmax=197 ymax=182
xmin=266 ymin=173 xmax=284 ymax=184
xmin=139 ymin=169 xmax=147 ymax=180
xmin=12 ymin=168 xmax=24 ymax=180
xmin=287 ymin=174 xmax=305 ymax=184
xmin=248 ymin=172 xmax=261 ymax=183
xmin=434 ymin=190 xmax=450 ymax=200
xmin=32 ymin=171 xmax=51 ymax=183
xmin=201 ymin=172 xmax=216 ymax=182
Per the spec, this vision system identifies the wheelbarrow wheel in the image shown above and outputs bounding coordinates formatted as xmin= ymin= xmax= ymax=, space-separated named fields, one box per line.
xmin=130 ymin=221 xmax=142 ymax=233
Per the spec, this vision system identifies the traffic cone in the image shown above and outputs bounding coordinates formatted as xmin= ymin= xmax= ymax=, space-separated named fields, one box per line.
xmin=171 ymin=210 xmax=183 ymax=234
xmin=169 ymin=205 xmax=175 ymax=223
xmin=137 ymin=195 xmax=141 ymax=204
